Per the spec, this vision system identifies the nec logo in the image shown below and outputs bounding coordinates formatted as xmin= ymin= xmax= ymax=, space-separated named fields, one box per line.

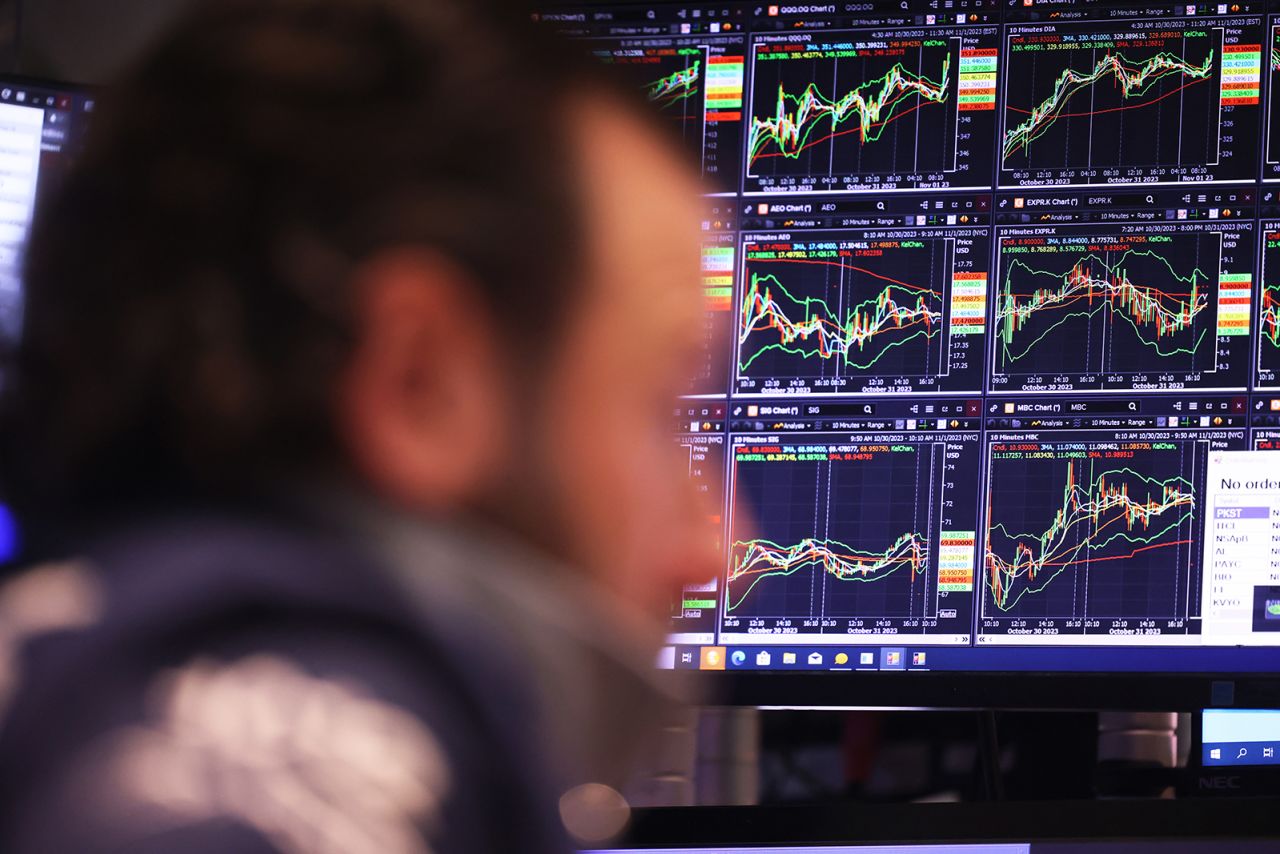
xmin=1198 ymin=775 xmax=1243 ymax=790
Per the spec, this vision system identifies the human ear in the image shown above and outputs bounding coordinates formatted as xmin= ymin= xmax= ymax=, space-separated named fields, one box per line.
xmin=336 ymin=248 xmax=509 ymax=511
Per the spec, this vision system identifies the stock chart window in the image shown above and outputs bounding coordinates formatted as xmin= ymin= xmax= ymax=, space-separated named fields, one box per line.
xmin=990 ymin=189 xmax=1255 ymax=394
xmin=743 ymin=6 xmax=999 ymax=195
xmin=734 ymin=194 xmax=990 ymax=396
xmin=999 ymin=8 xmax=1264 ymax=189
xmin=979 ymin=395 xmax=1247 ymax=645
xmin=532 ymin=0 xmax=1280 ymax=680
xmin=536 ymin=4 xmax=746 ymax=189
xmin=598 ymin=36 xmax=744 ymax=183
xmin=721 ymin=398 xmax=982 ymax=647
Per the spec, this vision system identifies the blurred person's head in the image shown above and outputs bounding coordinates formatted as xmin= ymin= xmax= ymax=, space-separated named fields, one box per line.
xmin=0 ymin=0 xmax=718 ymax=621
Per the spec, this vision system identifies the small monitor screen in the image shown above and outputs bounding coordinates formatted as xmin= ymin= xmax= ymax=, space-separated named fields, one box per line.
xmin=0 ymin=78 xmax=93 ymax=340
xmin=1202 ymin=707 xmax=1280 ymax=766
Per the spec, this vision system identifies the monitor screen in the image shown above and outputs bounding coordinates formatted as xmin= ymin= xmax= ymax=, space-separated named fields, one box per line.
xmin=0 ymin=76 xmax=94 ymax=564
xmin=0 ymin=78 xmax=93 ymax=340
xmin=537 ymin=0 xmax=1280 ymax=705
xmin=1202 ymin=707 xmax=1280 ymax=766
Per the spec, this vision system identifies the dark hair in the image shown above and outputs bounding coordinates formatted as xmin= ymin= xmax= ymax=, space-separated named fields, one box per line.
xmin=1 ymin=0 xmax=645 ymax=528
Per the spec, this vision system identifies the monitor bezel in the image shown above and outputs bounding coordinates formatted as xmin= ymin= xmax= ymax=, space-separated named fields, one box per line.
xmin=707 ymin=672 xmax=1280 ymax=711
xmin=605 ymin=800 xmax=1280 ymax=849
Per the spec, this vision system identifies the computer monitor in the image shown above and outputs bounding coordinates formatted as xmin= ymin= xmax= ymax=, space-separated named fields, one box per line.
xmin=536 ymin=0 xmax=1280 ymax=708
xmin=0 ymin=77 xmax=92 ymax=339
xmin=0 ymin=76 xmax=94 ymax=564
xmin=1190 ymin=707 xmax=1280 ymax=794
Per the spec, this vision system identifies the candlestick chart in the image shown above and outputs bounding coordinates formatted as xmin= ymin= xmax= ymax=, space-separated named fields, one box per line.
xmin=991 ymin=231 xmax=1224 ymax=388
xmin=744 ymin=35 xmax=964 ymax=191
xmin=736 ymin=237 xmax=962 ymax=394
xmin=983 ymin=442 xmax=1201 ymax=628
xmin=592 ymin=43 xmax=745 ymax=179
xmin=598 ymin=47 xmax=708 ymax=149
xmin=1003 ymin=37 xmax=1216 ymax=169
xmin=725 ymin=438 xmax=942 ymax=622
xmin=997 ymin=22 xmax=1264 ymax=186
xmin=647 ymin=59 xmax=702 ymax=111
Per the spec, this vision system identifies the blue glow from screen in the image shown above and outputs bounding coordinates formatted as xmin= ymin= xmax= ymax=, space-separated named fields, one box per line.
xmin=0 ymin=504 xmax=16 ymax=563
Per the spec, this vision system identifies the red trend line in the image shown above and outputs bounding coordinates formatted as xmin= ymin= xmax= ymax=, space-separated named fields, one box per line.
xmin=1005 ymin=77 xmax=1209 ymax=128
xmin=1036 ymin=538 xmax=1192 ymax=569
xmin=750 ymin=100 xmax=933 ymax=164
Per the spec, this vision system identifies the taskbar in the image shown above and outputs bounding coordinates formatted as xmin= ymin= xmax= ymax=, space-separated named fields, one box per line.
xmin=663 ymin=644 xmax=1280 ymax=674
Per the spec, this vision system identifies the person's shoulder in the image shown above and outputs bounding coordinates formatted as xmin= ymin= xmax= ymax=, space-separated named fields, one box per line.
xmin=0 ymin=514 xmax=567 ymax=853
xmin=1 ymin=621 xmax=504 ymax=852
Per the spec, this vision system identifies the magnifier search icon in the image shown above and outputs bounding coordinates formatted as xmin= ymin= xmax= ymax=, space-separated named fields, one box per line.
xmin=1128 ymin=402 xmax=1137 ymax=412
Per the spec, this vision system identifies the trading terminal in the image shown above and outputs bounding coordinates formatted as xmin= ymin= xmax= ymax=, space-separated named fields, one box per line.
xmin=4 ymin=0 xmax=1280 ymax=850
